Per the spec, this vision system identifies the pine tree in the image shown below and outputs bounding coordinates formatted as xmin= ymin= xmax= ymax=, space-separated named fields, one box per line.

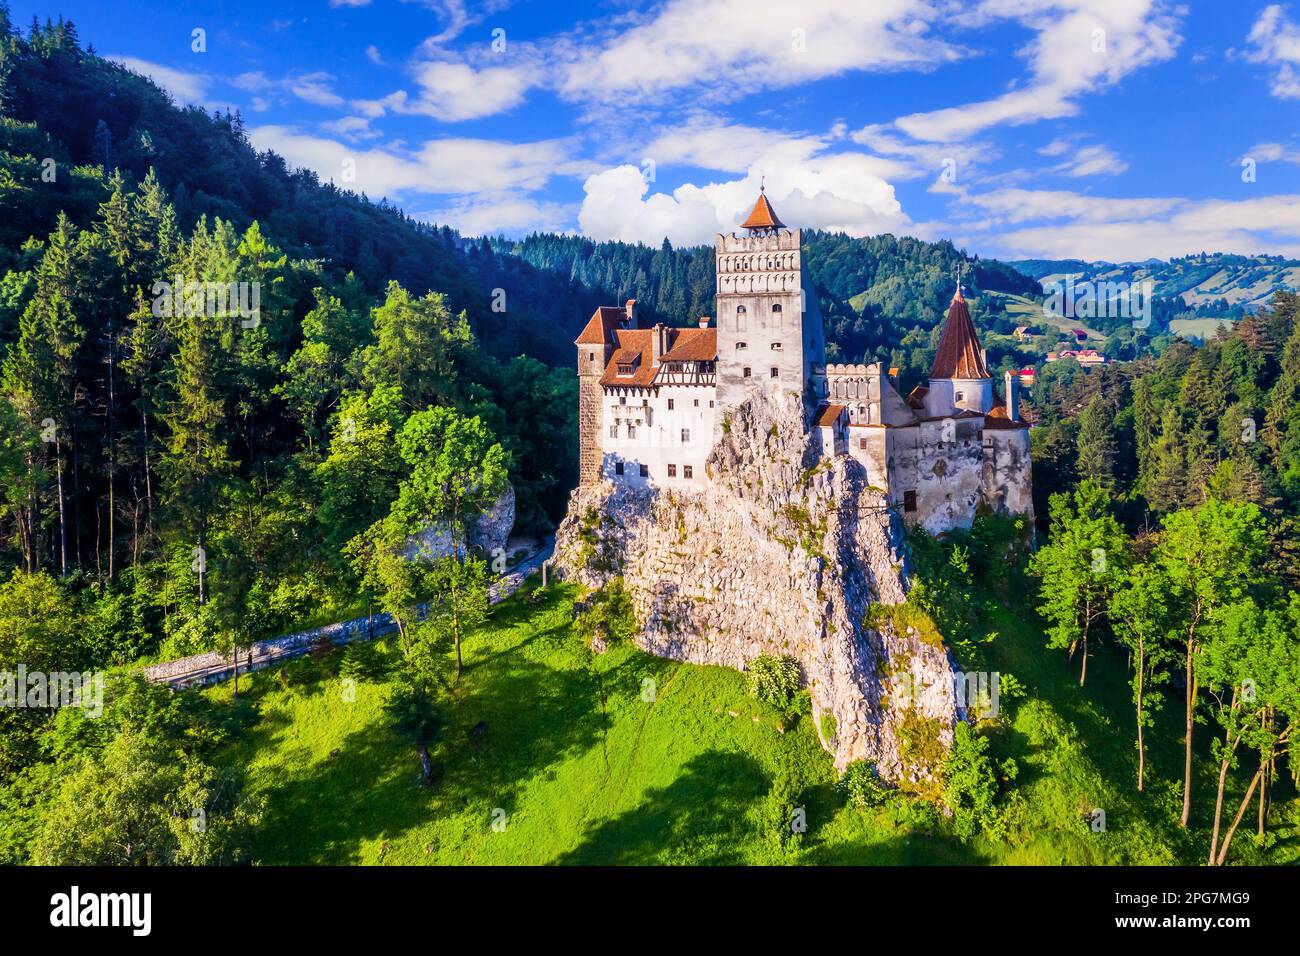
xmin=1075 ymin=394 xmax=1117 ymax=489
xmin=1 ymin=213 xmax=83 ymax=574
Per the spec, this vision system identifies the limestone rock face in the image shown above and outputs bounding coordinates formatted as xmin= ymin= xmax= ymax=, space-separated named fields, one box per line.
xmin=552 ymin=392 xmax=959 ymax=781
xmin=469 ymin=483 xmax=516 ymax=556
xmin=407 ymin=483 xmax=516 ymax=561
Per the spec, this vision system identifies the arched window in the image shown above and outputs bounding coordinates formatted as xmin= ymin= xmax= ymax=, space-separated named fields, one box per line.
xmin=736 ymin=341 xmax=748 ymax=350
xmin=772 ymin=303 xmax=782 ymax=315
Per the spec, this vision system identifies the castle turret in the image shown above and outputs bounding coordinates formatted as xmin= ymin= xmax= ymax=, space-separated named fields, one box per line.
xmin=575 ymin=304 xmax=627 ymax=485
xmin=926 ymin=284 xmax=992 ymax=417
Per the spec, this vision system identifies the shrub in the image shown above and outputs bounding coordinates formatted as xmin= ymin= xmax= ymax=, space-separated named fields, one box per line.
xmin=818 ymin=710 xmax=837 ymax=744
xmin=574 ymin=578 xmax=637 ymax=650
xmin=838 ymin=760 xmax=889 ymax=809
xmin=896 ymin=711 xmax=945 ymax=799
xmin=943 ymin=722 xmax=1006 ymax=842
xmin=746 ymin=655 xmax=802 ymax=711
xmin=760 ymin=765 xmax=805 ymax=853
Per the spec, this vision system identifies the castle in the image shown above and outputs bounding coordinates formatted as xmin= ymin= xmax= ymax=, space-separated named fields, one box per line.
xmin=575 ymin=189 xmax=1033 ymax=534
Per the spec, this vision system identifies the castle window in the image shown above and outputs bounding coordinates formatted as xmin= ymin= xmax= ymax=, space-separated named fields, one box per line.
xmin=668 ymin=464 xmax=677 ymax=478
xmin=743 ymin=367 xmax=752 ymax=378
xmin=628 ymin=425 xmax=637 ymax=439
xmin=709 ymin=401 xmax=714 ymax=408
xmin=667 ymin=399 xmax=674 ymax=410
xmin=772 ymin=304 xmax=782 ymax=314
xmin=693 ymin=399 xmax=699 ymax=407
xmin=615 ymin=462 xmax=624 ymax=476
xmin=683 ymin=465 xmax=694 ymax=479
xmin=639 ymin=463 xmax=649 ymax=477
xmin=955 ymin=391 xmax=964 ymax=402
xmin=617 ymin=363 xmax=633 ymax=376
xmin=770 ymin=367 xmax=779 ymax=378
xmin=771 ymin=342 xmax=782 ymax=350
xmin=903 ymin=490 xmax=917 ymax=513
xmin=736 ymin=342 xmax=747 ymax=350
xmin=859 ymin=438 xmax=868 ymax=450
xmin=589 ymin=353 xmax=596 ymax=366
xmin=609 ymin=424 xmax=618 ymax=439
xmin=681 ymin=428 xmax=690 ymax=443
xmin=736 ymin=305 xmax=747 ymax=315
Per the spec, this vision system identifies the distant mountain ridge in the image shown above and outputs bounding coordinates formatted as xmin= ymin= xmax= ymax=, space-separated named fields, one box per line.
xmin=1008 ymin=254 xmax=1300 ymax=315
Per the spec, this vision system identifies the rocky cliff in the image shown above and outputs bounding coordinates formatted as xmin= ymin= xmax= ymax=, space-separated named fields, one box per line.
xmin=552 ymin=392 xmax=960 ymax=783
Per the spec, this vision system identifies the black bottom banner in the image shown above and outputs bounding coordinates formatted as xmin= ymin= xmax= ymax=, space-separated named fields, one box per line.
xmin=0 ymin=865 xmax=1280 ymax=942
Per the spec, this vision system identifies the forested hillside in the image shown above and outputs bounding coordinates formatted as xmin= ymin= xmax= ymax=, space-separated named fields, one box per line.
xmin=0 ymin=13 xmax=583 ymax=862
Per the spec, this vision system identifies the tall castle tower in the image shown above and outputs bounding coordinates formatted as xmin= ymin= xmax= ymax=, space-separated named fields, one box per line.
xmin=574 ymin=301 xmax=634 ymax=486
xmin=714 ymin=188 xmax=827 ymax=420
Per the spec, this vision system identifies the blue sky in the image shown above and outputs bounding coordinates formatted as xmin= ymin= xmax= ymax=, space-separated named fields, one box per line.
xmin=13 ymin=0 xmax=1300 ymax=260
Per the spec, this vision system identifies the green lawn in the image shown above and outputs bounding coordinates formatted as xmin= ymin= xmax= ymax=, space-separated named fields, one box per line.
xmin=207 ymin=583 xmax=1299 ymax=865
xmin=1169 ymin=317 xmax=1234 ymax=342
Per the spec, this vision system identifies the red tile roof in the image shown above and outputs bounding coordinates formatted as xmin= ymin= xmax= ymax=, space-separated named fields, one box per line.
xmin=575 ymin=305 xmax=628 ymax=346
xmin=601 ymin=329 xmax=655 ymax=386
xmin=660 ymin=328 xmax=717 ymax=362
xmin=929 ymin=288 xmax=990 ymax=380
xmin=984 ymin=398 xmax=1031 ymax=430
xmin=740 ymin=190 xmax=785 ymax=231
xmin=598 ymin=326 xmax=718 ymax=387
xmin=906 ymin=385 xmax=929 ymax=410
xmin=815 ymin=403 xmax=846 ymax=427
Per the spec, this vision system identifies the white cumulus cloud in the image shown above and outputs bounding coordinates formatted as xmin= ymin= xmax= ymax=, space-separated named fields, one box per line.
xmin=248 ymin=126 xmax=574 ymax=197
xmin=893 ymin=0 xmax=1183 ymax=142
xmin=578 ymin=157 xmax=909 ymax=247
xmin=1244 ymin=4 xmax=1300 ymax=99
xmin=109 ymin=56 xmax=210 ymax=105
xmin=559 ymin=0 xmax=957 ymax=106
xmin=946 ymin=186 xmax=1300 ymax=259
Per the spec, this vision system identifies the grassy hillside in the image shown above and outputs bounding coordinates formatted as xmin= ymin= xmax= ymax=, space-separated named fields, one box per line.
xmin=1008 ymin=254 xmax=1300 ymax=329
xmin=204 ymin=582 xmax=1299 ymax=865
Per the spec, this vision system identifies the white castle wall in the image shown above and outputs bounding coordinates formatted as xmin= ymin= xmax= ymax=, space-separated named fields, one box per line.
xmin=599 ymin=383 xmax=716 ymax=490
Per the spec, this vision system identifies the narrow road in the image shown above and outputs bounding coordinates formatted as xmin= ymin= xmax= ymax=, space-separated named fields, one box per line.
xmin=144 ymin=540 xmax=555 ymax=690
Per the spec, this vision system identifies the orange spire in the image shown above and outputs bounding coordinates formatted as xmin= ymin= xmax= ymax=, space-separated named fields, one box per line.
xmin=740 ymin=186 xmax=785 ymax=232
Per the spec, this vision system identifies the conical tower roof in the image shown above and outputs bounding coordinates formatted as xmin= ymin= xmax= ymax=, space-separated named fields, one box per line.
xmin=740 ymin=188 xmax=785 ymax=232
xmin=929 ymin=286 xmax=990 ymax=379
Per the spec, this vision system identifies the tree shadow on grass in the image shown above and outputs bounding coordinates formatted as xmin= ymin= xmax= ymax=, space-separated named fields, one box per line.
xmin=250 ymin=723 xmax=426 ymax=864
xmin=245 ymin=629 xmax=608 ymax=863
xmin=433 ymin=638 xmax=609 ymax=819
xmin=553 ymin=749 xmax=769 ymax=865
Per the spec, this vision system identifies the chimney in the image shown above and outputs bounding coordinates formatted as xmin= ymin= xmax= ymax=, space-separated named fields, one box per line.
xmin=651 ymin=322 xmax=664 ymax=366
xmin=1004 ymin=370 xmax=1020 ymax=422
xmin=625 ymin=298 xmax=637 ymax=329
xmin=698 ymin=315 xmax=710 ymax=329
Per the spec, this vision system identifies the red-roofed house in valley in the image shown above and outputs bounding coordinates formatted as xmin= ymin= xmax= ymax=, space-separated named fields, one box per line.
xmin=1045 ymin=349 xmax=1107 ymax=367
